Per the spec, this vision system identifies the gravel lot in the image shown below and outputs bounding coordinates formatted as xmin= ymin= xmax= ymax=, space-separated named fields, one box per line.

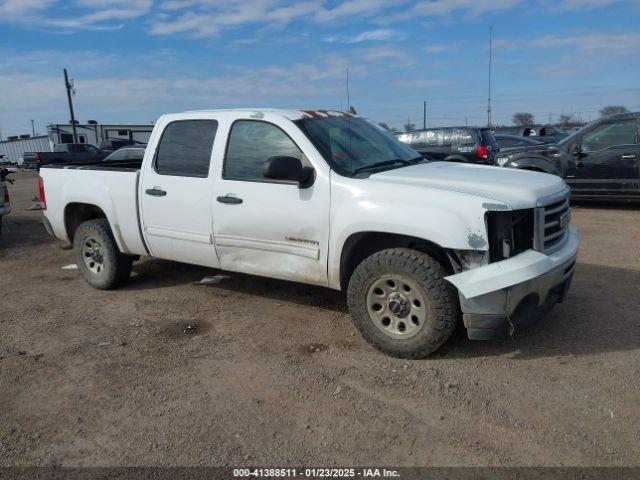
xmin=1 ymin=170 xmax=639 ymax=467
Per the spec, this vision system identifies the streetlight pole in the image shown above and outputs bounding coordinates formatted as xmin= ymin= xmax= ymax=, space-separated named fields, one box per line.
xmin=31 ymin=120 xmax=36 ymax=137
xmin=64 ymin=68 xmax=78 ymax=143
xmin=423 ymin=100 xmax=427 ymax=130
xmin=487 ymin=26 xmax=493 ymax=128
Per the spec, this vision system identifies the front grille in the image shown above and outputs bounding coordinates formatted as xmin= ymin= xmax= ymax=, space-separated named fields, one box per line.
xmin=534 ymin=189 xmax=571 ymax=253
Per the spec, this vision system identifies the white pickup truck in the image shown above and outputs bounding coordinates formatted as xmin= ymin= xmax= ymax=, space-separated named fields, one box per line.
xmin=40 ymin=109 xmax=579 ymax=358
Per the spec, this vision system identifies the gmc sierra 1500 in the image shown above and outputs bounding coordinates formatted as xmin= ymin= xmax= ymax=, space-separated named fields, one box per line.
xmin=40 ymin=109 xmax=579 ymax=358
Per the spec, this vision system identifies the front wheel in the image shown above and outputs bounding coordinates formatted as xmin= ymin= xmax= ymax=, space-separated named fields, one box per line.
xmin=73 ymin=218 xmax=132 ymax=290
xmin=347 ymin=248 xmax=460 ymax=358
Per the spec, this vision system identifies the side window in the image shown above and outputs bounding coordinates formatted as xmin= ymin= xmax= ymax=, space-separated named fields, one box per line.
xmin=581 ymin=120 xmax=637 ymax=152
xmin=441 ymin=129 xmax=453 ymax=146
xmin=224 ymin=120 xmax=304 ymax=182
xmin=130 ymin=149 xmax=145 ymax=160
xmin=396 ymin=133 xmax=413 ymax=144
xmin=107 ymin=150 xmax=125 ymax=161
xmin=155 ymin=120 xmax=218 ymax=177
xmin=411 ymin=130 xmax=438 ymax=148
xmin=84 ymin=145 xmax=98 ymax=155
xmin=453 ymin=128 xmax=475 ymax=146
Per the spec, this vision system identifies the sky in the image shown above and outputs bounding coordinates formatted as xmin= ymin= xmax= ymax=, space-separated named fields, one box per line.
xmin=1 ymin=0 xmax=639 ymax=137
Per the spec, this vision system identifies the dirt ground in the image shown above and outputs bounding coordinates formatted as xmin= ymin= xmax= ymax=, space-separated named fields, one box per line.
xmin=1 ymin=170 xmax=639 ymax=467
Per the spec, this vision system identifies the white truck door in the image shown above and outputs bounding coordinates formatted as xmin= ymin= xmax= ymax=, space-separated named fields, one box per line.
xmin=211 ymin=118 xmax=330 ymax=285
xmin=139 ymin=119 xmax=219 ymax=267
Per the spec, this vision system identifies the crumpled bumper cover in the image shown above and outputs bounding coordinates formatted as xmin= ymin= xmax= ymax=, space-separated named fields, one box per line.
xmin=445 ymin=226 xmax=579 ymax=340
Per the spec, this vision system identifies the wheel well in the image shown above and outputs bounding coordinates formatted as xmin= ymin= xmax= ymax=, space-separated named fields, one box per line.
xmin=64 ymin=203 xmax=107 ymax=242
xmin=339 ymin=232 xmax=452 ymax=290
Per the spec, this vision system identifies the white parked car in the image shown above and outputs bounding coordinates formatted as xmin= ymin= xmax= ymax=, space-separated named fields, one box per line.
xmin=39 ymin=109 xmax=578 ymax=357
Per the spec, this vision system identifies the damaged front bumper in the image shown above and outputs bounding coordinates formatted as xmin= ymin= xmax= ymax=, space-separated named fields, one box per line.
xmin=445 ymin=226 xmax=579 ymax=340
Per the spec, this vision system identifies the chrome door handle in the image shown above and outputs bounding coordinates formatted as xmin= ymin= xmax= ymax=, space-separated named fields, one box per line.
xmin=621 ymin=154 xmax=637 ymax=160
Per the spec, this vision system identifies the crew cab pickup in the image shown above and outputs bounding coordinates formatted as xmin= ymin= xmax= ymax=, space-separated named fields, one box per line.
xmin=495 ymin=112 xmax=640 ymax=199
xmin=40 ymin=109 xmax=579 ymax=358
xmin=24 ymin=143 xmax=109 ymax=170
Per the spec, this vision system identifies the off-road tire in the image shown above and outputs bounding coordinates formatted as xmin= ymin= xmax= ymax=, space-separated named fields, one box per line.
xmin=347 ymin=248 xmax=460 ymax=358
xmin=73 ymin=218 xmax=132 ymax=290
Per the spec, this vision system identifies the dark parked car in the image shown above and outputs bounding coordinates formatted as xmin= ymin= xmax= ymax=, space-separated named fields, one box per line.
xmin=396 ymin=127 xmax=499 ymax=164
xmin=103 ymin=146 xmax=145 ymax=162
xmin=495 ymin=134 xmax=544 ymax=149
xmin=494 ymin=112 xmax=640 ymax=199
xmin=23 ymin=143 xmax=110 ymax=170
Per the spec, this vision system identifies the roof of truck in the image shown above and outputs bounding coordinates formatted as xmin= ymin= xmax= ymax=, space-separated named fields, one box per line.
xmin=182 ymin=108 xmax=352 ymax=121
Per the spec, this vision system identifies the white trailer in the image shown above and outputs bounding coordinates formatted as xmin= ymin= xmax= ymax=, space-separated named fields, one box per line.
xmin=47 ymin=122 xmax=154 ymax=148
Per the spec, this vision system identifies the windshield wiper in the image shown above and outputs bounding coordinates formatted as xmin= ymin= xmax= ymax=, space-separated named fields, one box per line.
xmin=353 ymin=158 xmax=414 ymax=174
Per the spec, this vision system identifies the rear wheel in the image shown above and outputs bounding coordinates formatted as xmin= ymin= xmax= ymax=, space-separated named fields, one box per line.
xmin=73 ymin=218 xmax=132 ymax=290
xmin=347 ymin=248 xmax=460 ymax=358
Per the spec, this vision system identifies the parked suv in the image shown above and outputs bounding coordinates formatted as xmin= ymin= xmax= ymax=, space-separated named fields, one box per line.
xmin=23 ymin=143 xmax=109 ymax=170
xmin=495 ymin=112 xmax=640 ymax=199
xmin=396 ymin=127 xmax=499 ymax=164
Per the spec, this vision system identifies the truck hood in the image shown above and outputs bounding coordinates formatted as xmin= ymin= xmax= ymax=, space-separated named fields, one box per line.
xmin=368 ymin=161 xmax=567 ymax=209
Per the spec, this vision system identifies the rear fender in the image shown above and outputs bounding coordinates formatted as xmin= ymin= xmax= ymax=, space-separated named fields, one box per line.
xmin=58 ymin=178 xmax=127 ymax=252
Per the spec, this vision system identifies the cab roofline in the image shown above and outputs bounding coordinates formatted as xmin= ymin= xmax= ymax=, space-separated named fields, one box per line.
xmin=177 ymin=108 xmax=354 ymax=121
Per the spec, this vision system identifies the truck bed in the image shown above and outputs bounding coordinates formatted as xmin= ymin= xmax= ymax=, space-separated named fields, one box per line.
xmin=40 ymin=162 xmax=147 ymax=256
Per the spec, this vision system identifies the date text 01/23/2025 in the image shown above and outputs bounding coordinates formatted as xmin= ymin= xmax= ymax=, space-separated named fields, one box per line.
xmin=233 ymin=468 xmax=400 ymax=478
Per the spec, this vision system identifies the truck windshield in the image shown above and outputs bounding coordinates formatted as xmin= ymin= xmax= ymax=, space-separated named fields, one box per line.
xmin=294 ymin=115 xmax=424 ymax=176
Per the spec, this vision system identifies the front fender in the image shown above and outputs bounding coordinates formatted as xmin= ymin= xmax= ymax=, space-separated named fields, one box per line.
xmin=508 ymin=156 xmax=561 ymax=176
xmin=328 ymin=179 xmax=497 ymax=288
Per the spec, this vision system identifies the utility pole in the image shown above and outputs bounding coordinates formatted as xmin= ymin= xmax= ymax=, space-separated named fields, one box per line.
xmin=487 ymin=26 xmax=493 ymax=128
xmin=64 ymin=68 xmax=78 ymax=143
xmin=31 ymin=120 xmax=36 ymax=137
xmin=423 ymin=100 xmax=427 ymax=130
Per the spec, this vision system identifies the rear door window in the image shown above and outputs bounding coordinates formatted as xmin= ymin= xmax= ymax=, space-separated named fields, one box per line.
xmin=155 ymin=120 xmax=218 ymax=177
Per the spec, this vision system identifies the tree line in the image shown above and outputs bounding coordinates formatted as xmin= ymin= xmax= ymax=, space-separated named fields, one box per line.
xmin=387 ymin=105 xmax=631 ymax=132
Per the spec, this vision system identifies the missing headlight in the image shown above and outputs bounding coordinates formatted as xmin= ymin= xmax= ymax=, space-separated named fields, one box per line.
xmin=486 ymin=209 xmax=534 ymax=262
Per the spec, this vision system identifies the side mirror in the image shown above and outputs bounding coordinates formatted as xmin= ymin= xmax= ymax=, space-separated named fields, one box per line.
xmin=570 ymin=142 xmax=584 ymax=157
xmin=263 ymin=156 xmax=315 ymax=188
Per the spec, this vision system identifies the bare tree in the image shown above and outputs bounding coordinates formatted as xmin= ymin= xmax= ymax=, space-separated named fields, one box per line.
xmin=558 ymin=114 xmax=572 ymax=126
xmin=599 ymin=105 xmax=628 ymax=117
xmin=404 ymin=122 xmax=416 ymax=132
xmin=513 ymin=112 xmax=534 ymax=126
xmin=378 ymin=122 xmax=391 ymax=131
